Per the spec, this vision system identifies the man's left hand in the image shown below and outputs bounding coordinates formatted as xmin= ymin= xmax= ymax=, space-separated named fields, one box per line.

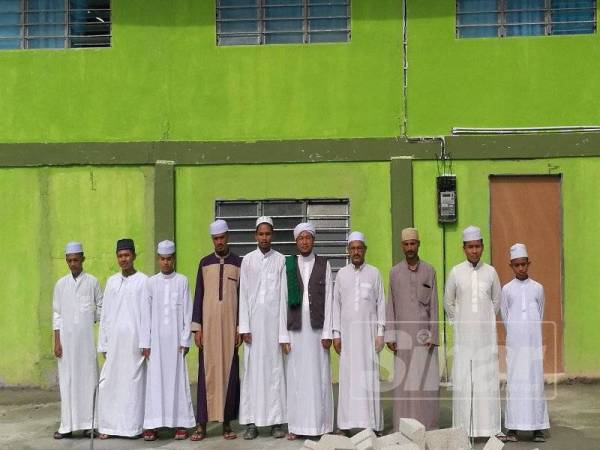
xmin=375 ymin=336 xmax=384 ymax=353
xmin=321 ymin=339 xmax=332 ymax=350
xmin=179 ymin=346 xmax=189 ymax=356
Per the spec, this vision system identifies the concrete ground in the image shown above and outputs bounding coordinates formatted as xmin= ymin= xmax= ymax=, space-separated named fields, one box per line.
xmin=1 ymin=382 xmax=598 ymax=450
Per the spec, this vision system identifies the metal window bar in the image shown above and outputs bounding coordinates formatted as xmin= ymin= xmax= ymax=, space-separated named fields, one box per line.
xmin=0 ymin=0 xmax=111 ymax=49
xmin=215 ymin=199 xmax=350 ymax=275
xmin=456 ymin=0 xmax=596 ymax=37
xmin=216 ymin=0 xmax=350 ymax=45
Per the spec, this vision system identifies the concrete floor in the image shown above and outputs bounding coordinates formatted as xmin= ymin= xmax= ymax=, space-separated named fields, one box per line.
xmin=1 ymin=382 xmax=599 ymax=450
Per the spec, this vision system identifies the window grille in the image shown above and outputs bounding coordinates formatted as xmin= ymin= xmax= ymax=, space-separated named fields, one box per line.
xmin=216 ymin=0 xmax=350 ymax=46
xmin=0 ymin=0 xmax=111 ymax=50
xmin=215 ymin=198 xmax=350 ymax=275
xmin=456 ymin=0 xmax=596 ymax=38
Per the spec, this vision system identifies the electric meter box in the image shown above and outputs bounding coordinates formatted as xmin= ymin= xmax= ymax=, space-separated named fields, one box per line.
xmin=437 ymin=175 xmax=457 ymax=224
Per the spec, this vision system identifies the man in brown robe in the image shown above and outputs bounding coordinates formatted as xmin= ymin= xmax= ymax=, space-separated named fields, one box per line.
xmin=385 ymin=227 xmax=440 ymax=430
xmin=190 ymin=219 xmax=241 ymax=441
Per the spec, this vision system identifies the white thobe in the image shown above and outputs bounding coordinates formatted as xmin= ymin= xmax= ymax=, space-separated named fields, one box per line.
xmin=238 ymin=248 xmax=287 ymax=426
xmin=97 ymin=271 xmax=148 ymax=437
xmin=444 ymin=260 xmax=501 ymax=437
xmin=501 ymin=278 xmax=549 ymax=431
xmin=139 ymin=271 xmax=196 ymax=429
xmin=52 ymin=271 xmax=103 ymax=434
xmin=333 ymin=263 xmax=385 ymax=431
xmin=279 ymin=254 xmax=334 ymax=436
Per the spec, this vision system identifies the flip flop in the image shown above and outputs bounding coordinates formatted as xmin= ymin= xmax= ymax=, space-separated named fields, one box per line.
xmin=174 ymin=428 xmax=188 ymax=440
xmin=223 ymin=430 xmax=237 ymax=440
xmin=143 ymin=430 xmax=158 ymax=441
xmin=190 ymin=428 xmax=206 ymax=441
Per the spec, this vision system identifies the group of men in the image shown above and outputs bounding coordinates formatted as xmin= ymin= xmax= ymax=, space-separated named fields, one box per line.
xmin=51 ymin=219 xmax=549 ymax=444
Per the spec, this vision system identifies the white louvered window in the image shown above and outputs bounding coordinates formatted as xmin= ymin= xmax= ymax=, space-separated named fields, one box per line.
xmin=216 ymin=0 xmax=350 ymax=46
xmin=0 ymin=0 xmax=111 ymax=50
xmin=215 ymin=199 xmax=350 ymax=276
xmin=456 ymin=0 xmax=596 ymax=38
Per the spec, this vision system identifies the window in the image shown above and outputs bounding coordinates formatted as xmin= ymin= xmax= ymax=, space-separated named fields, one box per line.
xmin=215 ymin=199 xmax=350 ymax=275
xmin=0 ymin=0 xmax=111 ymax=50
xmin=456 ymin=0 xmax=596 ymax=38
xmin=216 ymin=0 xmax=350 ymax=46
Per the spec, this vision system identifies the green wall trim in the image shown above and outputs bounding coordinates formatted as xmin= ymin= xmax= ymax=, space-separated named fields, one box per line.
xmin=390 ymin=158 xmax=413 ymax=265
xmin=3 ymin=133 xmax=600 ymax=167
xmin=0 ymin=138 xmax=437 ymax=166
xmin=154 ymin=161 xmax=175 ymax=271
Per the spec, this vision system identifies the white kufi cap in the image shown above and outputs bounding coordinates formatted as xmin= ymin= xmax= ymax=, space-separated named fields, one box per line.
xmin=157 ymin=240 xmax=176 ymax=256
xmin=401 ymin=227 xmax=419 ymax=242
xmin=209 ymin=219 xmax=229 ymax=236
xmin=510 ymin=243 xmax=528 ymax=260
xmin=463 ymin=225 xmax=482 ymax=242
xmin=256 ymin=216 xmax=273 ymax=228
xmin=293 ymin=222 xmax=316 ymax=240
xmin=65 ymin=241 xmax=83 ymax=254
xmin=348 ymin=231 xmax=365 ymax=244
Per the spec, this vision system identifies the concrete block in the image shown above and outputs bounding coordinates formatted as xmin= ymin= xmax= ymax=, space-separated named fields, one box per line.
xmin=351 ymin=428 xmax=377 ymax=446
xmin=424 ymin=427 xmax=470 ymax=450
xmin=399 ymin=418 xmax=426 ymax=442
xmin=398 ymin=418 xmax=426 ymax=449
xmin=377 ymin=431 xmax=411 ymax=447
xmin=304 ymin=439 xmax=319 ymax=449
xmin=380 ymin=443 xmax=421 ymax=450
xmin=356 ymin=439 xmax=376 ymax=450
xmin=316 ymin=434 xmax=357 ymax=450
xmin=482 ymin=435 xmax=504 ymax=450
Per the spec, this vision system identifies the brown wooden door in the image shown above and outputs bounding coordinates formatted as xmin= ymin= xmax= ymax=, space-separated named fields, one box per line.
xmin=490 ymin=175 xmax=563 ymax=374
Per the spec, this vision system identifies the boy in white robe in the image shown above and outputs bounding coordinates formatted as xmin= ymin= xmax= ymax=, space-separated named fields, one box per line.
xmin=500 ymin=243 xmax=549 ymax=443
xmin=52 ymin=242 xmax=102 ymax=439
xmin=97 ymin=238 xmax=148 ymax=439
xmin=139 ymin=240 xmax=195 ymax=441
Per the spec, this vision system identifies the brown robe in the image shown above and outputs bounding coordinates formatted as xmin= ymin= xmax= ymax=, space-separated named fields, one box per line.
xmin=386 ymin=259 xmax=440 ymax=430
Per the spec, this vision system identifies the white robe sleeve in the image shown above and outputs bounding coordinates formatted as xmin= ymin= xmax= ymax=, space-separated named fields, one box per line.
xmin=180 ymin=277 xmax=193 ymax=348
xmin=138 ymin=278 xmax=152 ymax=349
xmin=491 ymin=269 xmax=502 ymax=314
xmin=332 ymin=274 xmax=342 ymax=339
xmin=500 ymin=285 xmax=510 ymax=326
xmin=538 ymin=284 xmax=545 ymax=319
xmin=52 ymin=282 xmax=62 ymax=331
xmin=279 ymin=259 xmax=290 ymax=344
xmin=443 ymin=268 xmax=457 ymax=324
xmin=375 ymin=270 xmax=386 ymax=337
xmin=94 ymin=278 xmax=103 ymax=323
xmin=238 ymin=257 xmax=251 ymax=335
xmin=97 ymin=282 xmax=110 ymax=353
xmin=320 ymin=261 xmax=334 ymax=340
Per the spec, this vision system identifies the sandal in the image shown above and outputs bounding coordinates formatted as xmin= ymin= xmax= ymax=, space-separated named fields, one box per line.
xmin=287 ymin=432 xmax=298 ymax=440
xmin=174 ymin=428 xmax=188 ymax=440
xmin=98 ymin=433 xmax=110 ymax=440
xmin=190 ymin=427 xmax=206 ymax=441
xmin=223 ymin=429 xmax=237 ymax=440
xmin=143 ymin=429 xmax=158 ymax=441
xmin=53 ymin=431 xmax=72 ymax=439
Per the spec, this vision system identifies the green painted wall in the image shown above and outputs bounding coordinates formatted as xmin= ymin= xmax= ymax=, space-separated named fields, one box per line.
xmin=407 ymin=2 xmax=600 ymax=137
xmin=175 ymin=162 xmax=394 ymax=381
xmin=0 ymin=0 xmax=403 ymax=144
xmin=0 ymin=167 xmax=154 ymax=386
xmin=413 ymin=158 xmax=600 ymax=375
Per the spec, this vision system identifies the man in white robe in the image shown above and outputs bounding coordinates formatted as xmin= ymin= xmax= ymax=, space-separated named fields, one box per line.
xmin=139 ymin=240 xmax=195 ymax=441
xmin=52 ymin=242 xmax=103 ymax=439
xmin=443 ymin=225 xmax=502 ymax=438
xmin=97 ymin=238 xmax=148 ymax=439
xmin=279 ymin=222 xmax=334 ymax=439
xmin=239 ymin=216 xmax=287 ymax=439
xmin=500 ymin=243 xmax=549 ymax=443
xmin=332 ymin=231 xmax=385 ymax=434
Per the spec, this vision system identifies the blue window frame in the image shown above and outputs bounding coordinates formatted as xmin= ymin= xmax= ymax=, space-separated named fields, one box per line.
xmin=216 ymin=0 xmax=350 ymax=46
xmin=456 ymin=0 xmax=596 ymax=38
